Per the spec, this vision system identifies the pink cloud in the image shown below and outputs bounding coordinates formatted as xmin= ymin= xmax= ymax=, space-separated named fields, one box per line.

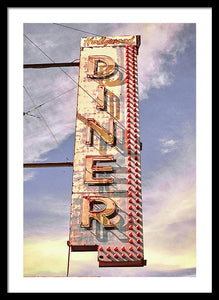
xmin=138 ymin=23 xmax=185 ymax=97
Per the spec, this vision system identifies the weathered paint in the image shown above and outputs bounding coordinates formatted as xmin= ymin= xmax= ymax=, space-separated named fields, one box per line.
xmin=68 ymin=35 xmax=146 ymax=267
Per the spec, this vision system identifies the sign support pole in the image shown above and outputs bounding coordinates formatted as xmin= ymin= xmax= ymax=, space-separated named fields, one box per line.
xmin=23 ymin=61 xmax=79 ymax=69
xmin=66 ymin=245 xmax=71 ymax=277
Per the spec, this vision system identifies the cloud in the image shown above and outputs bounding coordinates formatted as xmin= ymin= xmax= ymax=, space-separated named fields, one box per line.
xmin=23 ymin=234 xmax=195 ymax=277
xmin=133 ymin=23 xmax=194 ymax=99
xmin=24 ymin=236 xmax=69 ymax=276
xmin=137 ymin=23 xmax=188 ymax=98
xmin=105 ymin=23 xmax=189 ymax=97
xmin=159 ymin=138 xmax=178 ymax=154
xmin=24 ymin=191 xmax=70 ymax=239
xmin=141 ymin=123 xmax=196 ymax=270
xmin=23 ymin=70 xmax=78 ymax=162
xmin=23 ymin=169 xmax=36 ymax=182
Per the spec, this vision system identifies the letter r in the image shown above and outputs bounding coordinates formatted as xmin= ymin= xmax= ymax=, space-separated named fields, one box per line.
xmin=81 ymin=196 xmax=116 ymax=228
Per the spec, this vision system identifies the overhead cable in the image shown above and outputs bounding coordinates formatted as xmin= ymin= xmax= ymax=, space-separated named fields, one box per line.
xmin=24 ymin=86 xmax=77 ymax=115
xmin=53 ymin=23 xmax=104 ymax=37
xmin=23 ymin=85 xmax=70 ymax=162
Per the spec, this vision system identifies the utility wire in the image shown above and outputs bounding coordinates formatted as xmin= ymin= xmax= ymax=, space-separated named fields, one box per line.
xmin=24 ymin=86 xmax=77 ymax=115
xmin=24 ymin=34 xmax=54 ymax=64
xmin=52 ymin=24 xmax=126 ymax=74
xmin=23 ymin=112 xmax=40 ymax=118
xmin=53 ymin=23 xmax=104 ymax=37
xmin=23 ymin=85 xmax=70 ymax=162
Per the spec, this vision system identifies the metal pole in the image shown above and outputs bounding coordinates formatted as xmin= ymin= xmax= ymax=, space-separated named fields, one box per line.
xmin=23 ymin=162 xmax=73 ymax=168
xmin=24 ymin=61 xmax=80 ymax=69
xmin=67 ymin=245 xmax=71 ymax=277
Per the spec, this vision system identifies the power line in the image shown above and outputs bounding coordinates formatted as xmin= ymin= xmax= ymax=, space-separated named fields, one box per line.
xmin=23 ymin=111 xmax=40 ymax=118
xmin=25 ymin=29 xmax=125 ymax=77
xmin=24 ymin=86 xmax=77 ymax=115
xmin=24 ymin=34 xmax=54 ymax=64
xmin=23 ymin=85 xmax=70 ymax=162
xmin=53 ymin=23 xmax=104 ymax=37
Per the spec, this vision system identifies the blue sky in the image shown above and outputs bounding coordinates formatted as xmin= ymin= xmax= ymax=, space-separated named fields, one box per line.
xmin=23 ymin=23 xmax=196 ymax=277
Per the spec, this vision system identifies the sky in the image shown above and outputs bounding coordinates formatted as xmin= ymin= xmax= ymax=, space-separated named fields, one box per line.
xmin=23 ymin=22 xmax=196 ymax=278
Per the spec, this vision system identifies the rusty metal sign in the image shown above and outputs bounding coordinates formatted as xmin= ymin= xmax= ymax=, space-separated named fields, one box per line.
xmin=68 ymin=35 xmax=146 ymax=267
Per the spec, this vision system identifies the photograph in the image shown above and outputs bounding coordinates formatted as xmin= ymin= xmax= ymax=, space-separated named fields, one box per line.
xmin=7 ymin=7 xmax=212 ymax=293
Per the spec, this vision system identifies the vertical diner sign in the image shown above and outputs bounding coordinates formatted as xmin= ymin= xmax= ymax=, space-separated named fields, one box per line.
xmin=68 ymin=35 xmax=146 ymax=267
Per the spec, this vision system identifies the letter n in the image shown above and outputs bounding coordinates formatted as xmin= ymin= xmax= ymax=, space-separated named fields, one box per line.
xmin=86 ymin=118 xmax=115 ymax=146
